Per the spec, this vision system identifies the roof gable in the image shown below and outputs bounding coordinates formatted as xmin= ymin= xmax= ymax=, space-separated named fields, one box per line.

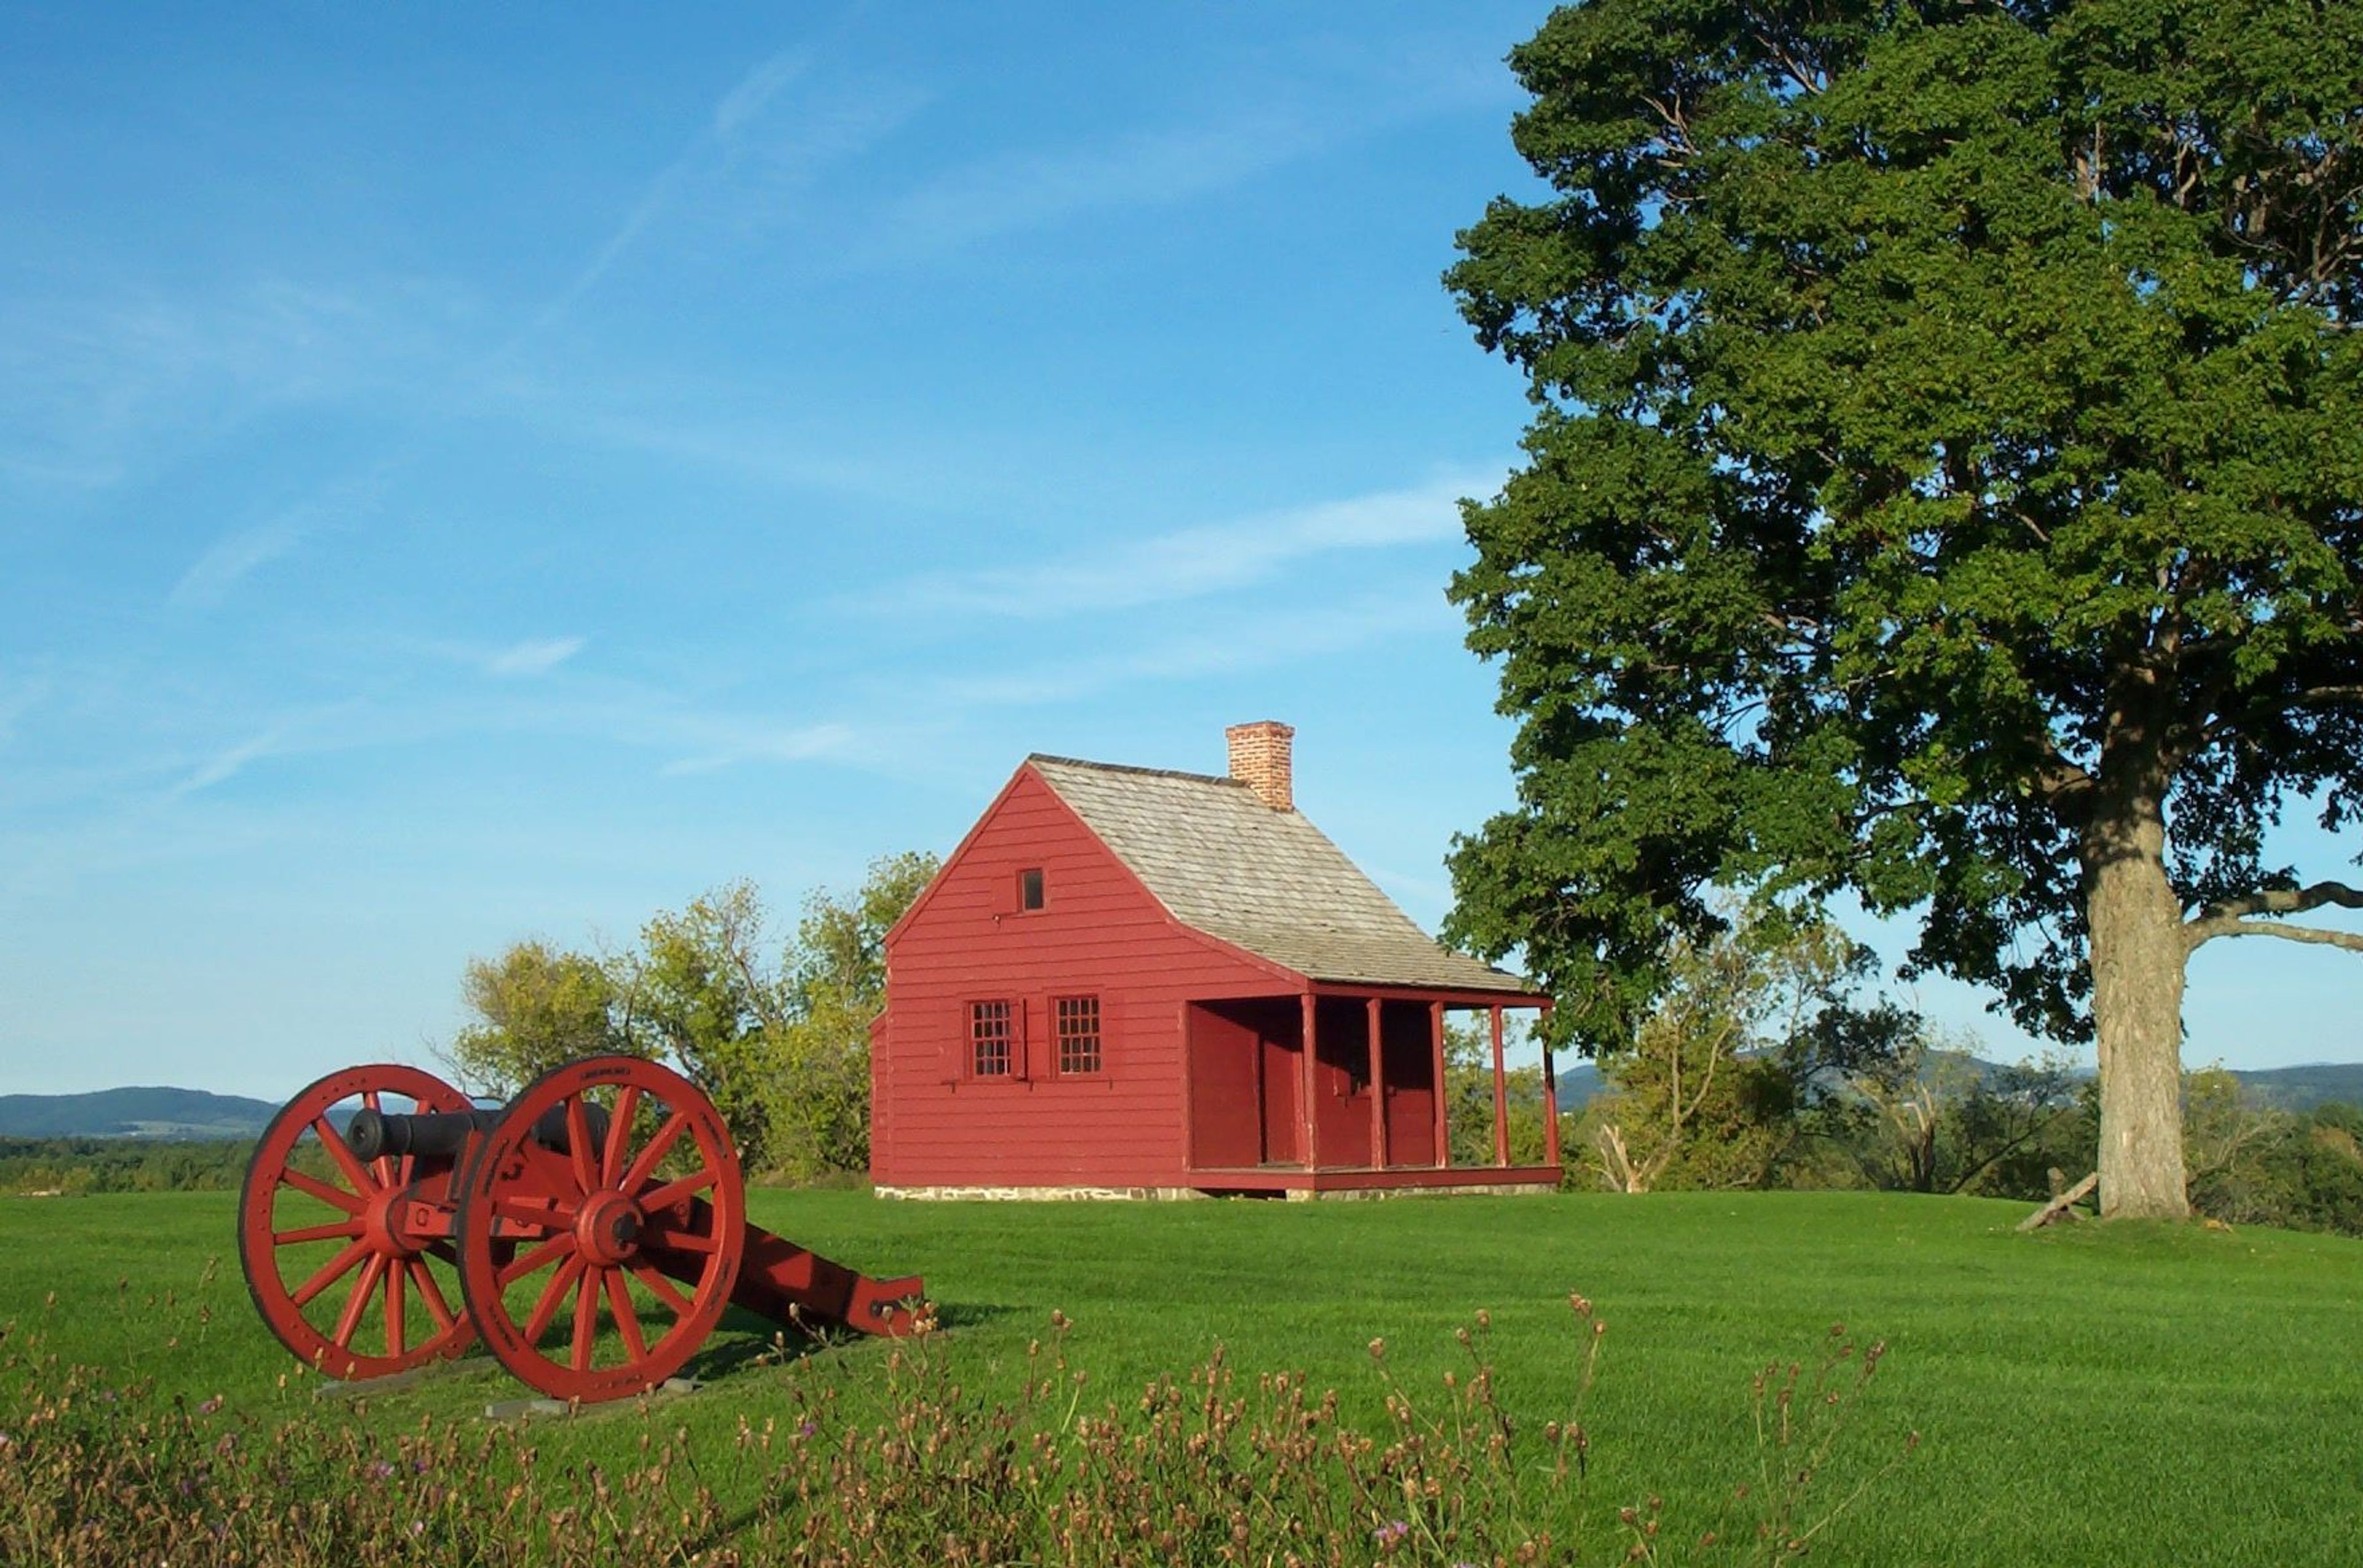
xmin=1024 ymin=754 xmax=1533 ymax=995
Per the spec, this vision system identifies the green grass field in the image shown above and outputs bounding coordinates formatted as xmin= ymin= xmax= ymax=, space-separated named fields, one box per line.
xmin=4 ymin=1188 xmax=2359 ymax=1564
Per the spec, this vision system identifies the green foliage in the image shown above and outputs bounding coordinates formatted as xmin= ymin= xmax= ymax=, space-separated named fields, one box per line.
xmin=2185 ymin=1069 xmax=2363 ymax=1233
xmin=1577 ymin=912 xmax=1896 ymax=1191
xmin=1442 ymin=0 xmax=2363 ymax=1141
xmin=445 ymin=854 xmax=940 ymax=1180
xmin=0 ymin=1138 xmax=251 ymax=1196
xmin=1442 ymin=1020 xmax=1553 ymax=1167
xmin=761 ymin=851 xmax=941 ymax=1182
xmin=444 ymin=940 xmax=643 ymax=1097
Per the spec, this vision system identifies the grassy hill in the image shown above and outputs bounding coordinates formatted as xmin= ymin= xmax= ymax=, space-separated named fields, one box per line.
xmin=1 ymin=1188 xmax=2357 ymax=1565
xmin=0 ymin=1086 xmax=281 ymax=1139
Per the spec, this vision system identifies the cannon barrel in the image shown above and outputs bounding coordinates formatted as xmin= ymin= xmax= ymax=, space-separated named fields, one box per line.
xmin=348 ymin=1102 xmax=608 ymax=1162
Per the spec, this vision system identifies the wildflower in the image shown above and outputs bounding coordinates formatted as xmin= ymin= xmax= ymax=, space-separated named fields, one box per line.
xmin=197 ymin=1394 xmax=225 ymax=1415
xmin=369 ymin=1460 xmax=397 ymax=1480
xmin=1373 ymin=1519 xmax=1412 ymax=1547
xmin=798 ymin=1420 xmax=817 ymax=1438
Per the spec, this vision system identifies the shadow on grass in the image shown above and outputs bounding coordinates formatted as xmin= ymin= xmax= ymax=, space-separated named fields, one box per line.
xmin=676 ymin=1298 xmax=1016 ymax=1386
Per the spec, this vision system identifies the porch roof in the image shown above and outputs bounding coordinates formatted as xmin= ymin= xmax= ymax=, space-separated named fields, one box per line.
xmin=1028 ymin=754 xmax=1537 ymax=996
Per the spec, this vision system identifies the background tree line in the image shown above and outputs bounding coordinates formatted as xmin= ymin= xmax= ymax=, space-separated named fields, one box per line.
xmin=444 ymin=852 xmax=938 ymax=1183
xmin=1505 ymin=913 xmax=2363 ymax=1238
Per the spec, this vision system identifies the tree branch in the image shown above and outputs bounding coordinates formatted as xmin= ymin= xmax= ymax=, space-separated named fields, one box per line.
xmin=2188 ymin=919 xmax=2363 ymax=955
xmin=2185 ymin=881 xmax=2363 ymax=950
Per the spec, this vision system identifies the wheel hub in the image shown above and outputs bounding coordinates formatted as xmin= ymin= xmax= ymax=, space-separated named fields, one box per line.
xmin=574 ymin=1190 xmax=644 ymax=1266
xmin=359 ymin=1185 xmax=422 ymax=1258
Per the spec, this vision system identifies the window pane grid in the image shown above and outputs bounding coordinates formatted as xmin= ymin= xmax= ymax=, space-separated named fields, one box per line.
xmin=1055 ymin=995 xmax=1101 ymax=1076
xmin=970 ymin=1001 xmax=1012 ymax=1077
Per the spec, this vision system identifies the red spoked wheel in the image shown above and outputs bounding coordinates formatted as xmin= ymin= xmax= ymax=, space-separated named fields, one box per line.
xmin=454 ymin=1055 xmax=744 ymax=1402
xmin=237 ymin=1063 xmax=478 ymax=1380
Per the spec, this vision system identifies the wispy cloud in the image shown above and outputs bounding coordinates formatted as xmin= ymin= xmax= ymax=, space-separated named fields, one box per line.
xmin=482 ymin=637 xmax=588 ymax=678
xmin=0 ymin=673 xmax=49 ymax=746
xmin=519 ymin=44 xmax=923 ymax=340
xmin=903 ymin=472 xmax=1489 ymax=618
xmin=165 ymin=465 xmax=396 ymax=610
xmin=167 ymin=518 xmax=308 ymax=609
xmin=937 ymin=593 xmax=1451 ymax=707
xmin=876 ymin=111 xmax=1315 ymax=257
xmin=167 ymin=728 xmax=283 ymax=798
xmin=658 ymin=720 xmax=855 ymax=776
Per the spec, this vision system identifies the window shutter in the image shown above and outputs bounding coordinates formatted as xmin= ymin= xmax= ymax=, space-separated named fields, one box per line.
xmin=1012 ymin=999 xmax=1032 ymax=1081
xmin=942 ymin=1006 xmax=967 ymax=1084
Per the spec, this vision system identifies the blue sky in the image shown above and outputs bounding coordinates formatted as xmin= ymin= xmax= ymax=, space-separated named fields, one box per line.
xmin=2 ymin=3 xmax=2354 ymax=1100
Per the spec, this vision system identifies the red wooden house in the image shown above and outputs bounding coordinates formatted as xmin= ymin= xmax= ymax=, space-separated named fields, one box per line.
xmin=870 ymin=722 xmax=1562 ymax=1198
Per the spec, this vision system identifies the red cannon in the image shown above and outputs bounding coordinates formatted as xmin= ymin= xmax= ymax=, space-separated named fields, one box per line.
xmin=237 ymin=1055 xmax=926 ymax=1402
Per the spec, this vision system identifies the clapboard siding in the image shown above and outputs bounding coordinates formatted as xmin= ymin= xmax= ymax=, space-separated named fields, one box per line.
xmin=874 ymin=766 xmax=1281 ymax=1190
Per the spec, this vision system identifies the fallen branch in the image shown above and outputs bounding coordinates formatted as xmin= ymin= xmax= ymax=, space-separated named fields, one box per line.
xmin=2017 ymin=1170 xmax=2098 ymax=1231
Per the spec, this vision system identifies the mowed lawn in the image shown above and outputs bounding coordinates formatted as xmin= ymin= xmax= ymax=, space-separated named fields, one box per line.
xmin=4 ymin=1186 xmax=2359 ymax=1565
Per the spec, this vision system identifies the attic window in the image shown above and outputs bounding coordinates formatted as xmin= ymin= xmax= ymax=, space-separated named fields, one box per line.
xmin=1018 ymin=867 xmax=1045 ymax=911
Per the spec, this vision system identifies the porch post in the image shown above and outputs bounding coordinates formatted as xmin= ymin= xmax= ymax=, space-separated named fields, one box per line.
xmin=1299 ymin=993 xmax=1319 ymax=1170
xmin=1539 ymin=1000 xmax=1562 ymax=1170
xmin=1366 ymin=996 xmax=1387 ymax=1169
xmin=1429 ymin=1001 xmax=1448 ymax=1169
xmin=1490 ymin=1003 xmax=1509 ymax=1167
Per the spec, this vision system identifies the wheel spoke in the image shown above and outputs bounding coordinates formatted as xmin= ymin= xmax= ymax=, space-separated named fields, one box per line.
xmin=619 ymin=1110 xmax=689 ymax=1196
xmin=407 ymin=1259 xmax=457 ymax=1334
xmin=638 ymin=1168 xmax=716 ymax=1215
xmin=313 ymin=1116 xmax=375 ymax=1195
xmin=281 ymin=1167 xmax=364 ymax=1215
xmin=332 ymin=1254 xmax=388 ymax=1350
xmin=497 ymin=1230 xmax=577 ymax=1289
xmin=385 ymin=1255 xmax=407 ymax=1356
xmin=524 ymin=1254 xmax=588 ymax=1346
xmin=628 ymin=1262 xmax=694 ymax=1319
xmin=291 ymin=1239 xmax=370 ymax=1307
xmin=570 ymin=1268 xmax=599 ymax=1371
xmin=601 ymin=1086 xmax=642 ymax=1188
xmin=565 ymin=1096 xmax=598 ymax=1196
xmin=274 ymin=1218 xmax=362 ymax=1246
xmin=605 ymin=1268 xmax=647 ymax=1363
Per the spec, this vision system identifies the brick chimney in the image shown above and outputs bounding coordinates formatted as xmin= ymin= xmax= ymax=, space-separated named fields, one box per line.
xmin=1225 ymin=721 xmax=1295 ymax=812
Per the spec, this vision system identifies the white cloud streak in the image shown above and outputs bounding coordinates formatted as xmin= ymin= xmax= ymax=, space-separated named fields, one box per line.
xmin=904 ymin=473 xmax=1490 ymax=619
xmin=877 ymin=111 xmax=1316 ymax=256
xmin=167 ymin=518 xmax=308 ymax=609
xmin=482 ymin=637 xmax=588 ymax=678
xmin=937 ymin=594 xmax=1452 ymax=707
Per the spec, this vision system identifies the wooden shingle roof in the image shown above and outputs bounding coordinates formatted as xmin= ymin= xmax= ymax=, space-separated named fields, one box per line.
xmin=1026 ymin=754 xmax=1537 ymax=995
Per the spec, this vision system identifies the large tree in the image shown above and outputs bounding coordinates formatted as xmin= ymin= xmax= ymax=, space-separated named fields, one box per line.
xmin=1444 ymin=0 xmax=2363 ymax=1217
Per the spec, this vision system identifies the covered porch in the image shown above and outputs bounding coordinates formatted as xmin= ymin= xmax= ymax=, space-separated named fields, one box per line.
xmin=1182 ymin=985 xmax=1561 ymax=1195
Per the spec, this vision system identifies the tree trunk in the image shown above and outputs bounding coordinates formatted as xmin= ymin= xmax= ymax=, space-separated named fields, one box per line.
xmin=2082 ymin=758 xmax=2191 ymax=1220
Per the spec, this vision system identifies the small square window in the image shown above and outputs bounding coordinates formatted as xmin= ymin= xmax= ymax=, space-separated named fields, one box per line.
xmin=970 ymin=1001 xmax=1014 ymax=1077
xmin=1018 ymin=868 xmax=1046 ymax=911
xmin=1055 ymin=995 xmax=1101 ymax=1076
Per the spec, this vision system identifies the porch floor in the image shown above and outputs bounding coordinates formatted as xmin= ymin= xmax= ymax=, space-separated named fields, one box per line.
xmin=1185 ymin=1164 xmax=1562 ymax=1194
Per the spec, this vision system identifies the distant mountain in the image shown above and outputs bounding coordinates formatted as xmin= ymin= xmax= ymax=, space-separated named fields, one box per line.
xmin=1549 ymin=1054 xmax=2362 ymax=1114
xmin=2226 ymin=1063 xmax=2363 ymax=1113
xmin=0 ymin=1086 xmax=281 ymax=1140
